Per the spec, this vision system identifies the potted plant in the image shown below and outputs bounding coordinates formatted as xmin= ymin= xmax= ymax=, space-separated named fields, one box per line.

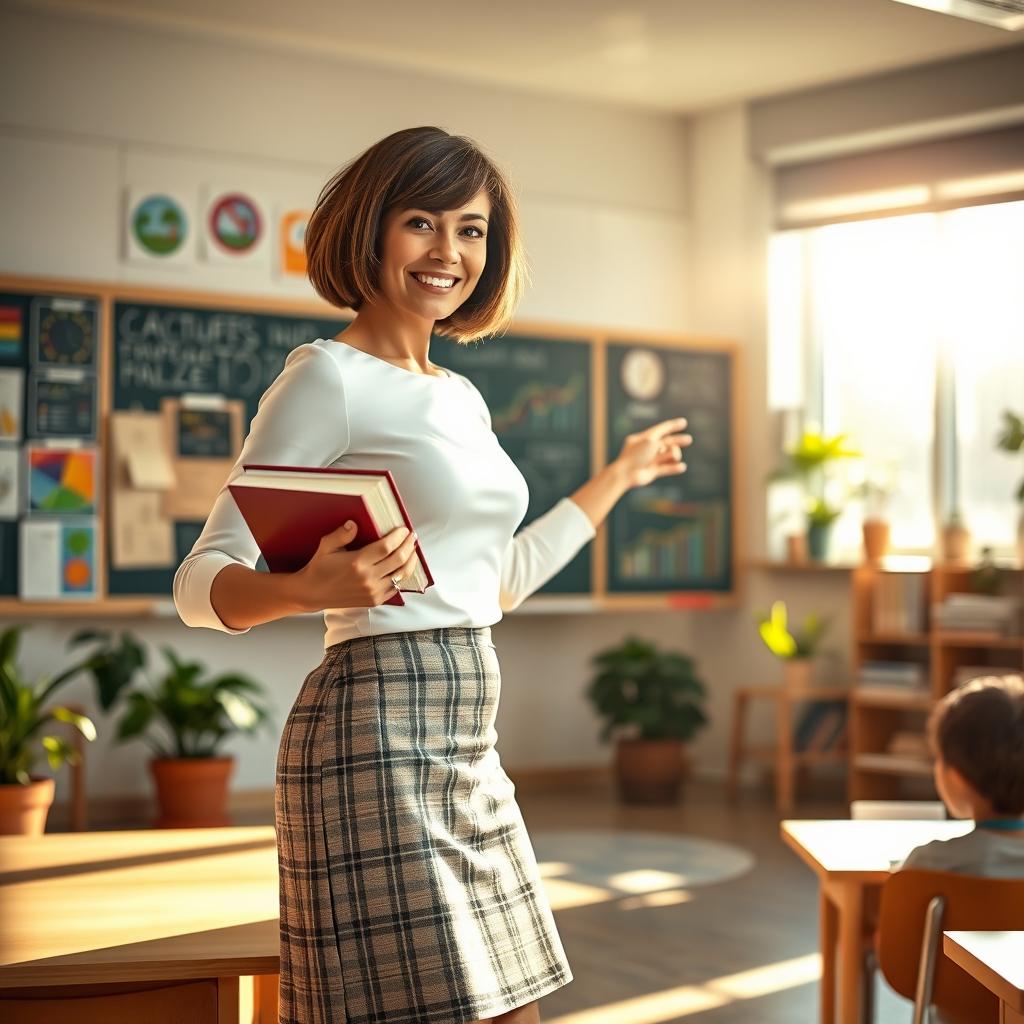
xmin=73 ymin=631 xmax=273 ymax=828
xmin=996 ymin=409 xmax=1024 ymax=564
xmin=942 ymin=509 xmax=971 ymax=565
xmin=756 ymin=600 xmax=830 ymax=692
xmin=0 ymin=625 xmax=97 ymax=835
xmin=856 ymin=461 xmax=897 ymax=564
xmin=585 ymin=636 xmax=708 ymax=805
xmin=771 ymin=429 xmax=861 ymax=563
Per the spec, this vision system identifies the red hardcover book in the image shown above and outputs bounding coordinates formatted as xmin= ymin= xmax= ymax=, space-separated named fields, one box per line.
xmin=228 ymin=463 xmax=433 ymax=608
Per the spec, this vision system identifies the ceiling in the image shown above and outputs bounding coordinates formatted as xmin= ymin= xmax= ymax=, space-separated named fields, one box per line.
xmin=14 ymin=0 xmax=1019 ymax=112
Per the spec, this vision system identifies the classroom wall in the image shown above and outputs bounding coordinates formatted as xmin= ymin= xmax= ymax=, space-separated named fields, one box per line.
xmin=0 ymin=9 xmax=705 ymax=808
xmin=5 ymin=11 xmax=1012 ymax=814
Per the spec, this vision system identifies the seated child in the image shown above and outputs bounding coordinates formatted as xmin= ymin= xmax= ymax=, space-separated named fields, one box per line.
xmin=901 ymin=673 xmax=1024 ymax=875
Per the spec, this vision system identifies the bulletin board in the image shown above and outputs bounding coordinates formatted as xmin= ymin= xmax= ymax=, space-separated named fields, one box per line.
xmin=0 ymin=274 xmax=741 ymax=615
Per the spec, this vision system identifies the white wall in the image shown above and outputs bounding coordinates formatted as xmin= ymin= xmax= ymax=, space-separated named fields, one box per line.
xmin=681 ymin=104 xmax=856 ymax=766
xmin=0 ymin=10 xmax=716 ymax=808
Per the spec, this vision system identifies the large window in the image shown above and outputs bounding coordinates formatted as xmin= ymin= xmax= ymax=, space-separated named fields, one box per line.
xmin=768 ymin=199 xmax=1024 ymax=559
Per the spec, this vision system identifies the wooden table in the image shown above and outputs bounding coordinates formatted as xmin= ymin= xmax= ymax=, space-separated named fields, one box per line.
xmin=0 ymin=826 xmax=280 ymax=1023
xmin=781 ymin=818 xmax=971 ymax=1024
xmin=944 ymin=931 xmax=1024 ymax=1023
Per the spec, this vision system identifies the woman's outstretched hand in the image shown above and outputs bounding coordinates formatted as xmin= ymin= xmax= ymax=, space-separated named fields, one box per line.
xmin=613 ymin=416 xmax=693 ymax=489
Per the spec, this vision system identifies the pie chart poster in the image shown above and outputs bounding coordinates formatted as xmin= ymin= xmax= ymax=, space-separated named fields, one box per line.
xmin=605 ymin=342 xmax=733 ymax=594
xmin=433 ymin=334 xmax=592 ymax=596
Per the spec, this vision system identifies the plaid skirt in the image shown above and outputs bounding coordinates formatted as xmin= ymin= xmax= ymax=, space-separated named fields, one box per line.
xmin=275 ymin=626 xmax=573 ymax=1024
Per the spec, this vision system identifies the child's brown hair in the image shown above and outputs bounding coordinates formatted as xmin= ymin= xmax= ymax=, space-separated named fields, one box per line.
xmin=929 ymin=674 xmax=1024 ymax=815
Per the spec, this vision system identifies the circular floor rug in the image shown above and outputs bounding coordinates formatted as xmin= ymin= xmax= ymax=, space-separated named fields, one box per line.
xmin=530 ymin=829 xmax=755 ymax=894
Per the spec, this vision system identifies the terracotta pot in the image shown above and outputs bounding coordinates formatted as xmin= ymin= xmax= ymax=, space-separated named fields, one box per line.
xmin=785 ymin=532 xmax=808 ymax=564
xmin=614 ymin=737 xmax=690 ymax=805
xmin=0 ymin=776 xmax=55 ymax=836
xmin=942 ymin=523 xmax=971 ymax=565
xmin=782 ymin=657 xmax=813 ymax=692
xmin=149 ymin=756 xmax=235 ymax=829
xmin=862 ymin=519 xmax=890 ymax=564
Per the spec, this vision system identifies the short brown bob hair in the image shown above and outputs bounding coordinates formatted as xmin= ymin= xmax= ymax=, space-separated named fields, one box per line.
xmin=929 ymin=673 xmax=1024 ymax=815
xmin=305 ymin=126 xmax=528 ymax=343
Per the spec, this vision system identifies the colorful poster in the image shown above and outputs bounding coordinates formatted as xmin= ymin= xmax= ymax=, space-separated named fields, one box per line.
xmin=202 ymin=187 xmax=269 ymax=268
xmin=30 ymin=296 xmax=98 ymax=368
xmin=0 ymin=448 xmax=19 ymax=519
xmin=0 ymin=368 xmax=23 ymax=441
xmin=0 ymin=304 xmax=23 ymax=362
xmin=27 ymin=444 xmax=97 ymax=514
xmin=28 ymin=369 xmax=97 ymax=439
xmin=278 ymin=208 xmax=310 ymax=277
xmin=19 ymin=518 xmax=97 ymax=600
xmin=124 ymin=188 xmax=196 ymax=266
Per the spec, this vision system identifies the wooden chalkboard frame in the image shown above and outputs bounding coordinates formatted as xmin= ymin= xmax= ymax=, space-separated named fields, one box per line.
xmin=0 ymin=273 xmax=741 ymax=616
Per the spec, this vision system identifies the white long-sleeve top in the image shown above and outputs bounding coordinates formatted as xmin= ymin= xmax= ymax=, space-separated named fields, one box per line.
xmin=172 ymin=338 xmax=596 ymax=649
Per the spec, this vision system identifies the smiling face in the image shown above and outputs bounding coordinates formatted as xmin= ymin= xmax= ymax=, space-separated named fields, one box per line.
xmin=376 ymin=189 xmax=491 ymax=322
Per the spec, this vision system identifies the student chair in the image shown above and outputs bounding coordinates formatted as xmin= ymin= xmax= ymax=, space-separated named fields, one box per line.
xmin=850 ymin=800 xmax=946 ymax=821
xmin=875 ymin=870 xmax=1024 ymax=1024
xmin=853 ymin=802 xmax=948 ymax=1021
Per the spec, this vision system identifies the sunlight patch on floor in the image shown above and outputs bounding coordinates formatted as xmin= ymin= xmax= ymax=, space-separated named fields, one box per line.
xmin=543 ymin=877 xmax=615 ymax=910
xmin=545 ymin=953 xmax=821 ymax=1024
xmin=606 ymin=869 xmax=689 ymax=893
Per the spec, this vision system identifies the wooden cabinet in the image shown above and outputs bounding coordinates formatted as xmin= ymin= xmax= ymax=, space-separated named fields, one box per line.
xmin=848 ymin=564 xmax=1024 ymax=801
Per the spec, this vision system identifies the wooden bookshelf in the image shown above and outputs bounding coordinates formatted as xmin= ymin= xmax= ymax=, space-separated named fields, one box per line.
xmin=848 ymin=563 xmax=1024 ymax=801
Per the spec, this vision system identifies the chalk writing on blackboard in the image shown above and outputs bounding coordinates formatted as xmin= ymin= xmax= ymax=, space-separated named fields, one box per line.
xmin=607 ymin=342 xmax=732 ymax=593
xmin=433 ymin=334 xmax=592 ymax=594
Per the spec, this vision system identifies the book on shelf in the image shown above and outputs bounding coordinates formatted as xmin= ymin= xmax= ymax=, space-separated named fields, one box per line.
xmin=794 ymin=700 xmax=847 ymax=753
xmin=952 ymin=665 xmax=1023 ymax=688
xmin=855 ymin=752 xmax=933 ymax=774
xmin=858 ymin=659 xmax=928 ymax=688
xmin=871 ymin=573 xmax=927 ymax=635
xmin=932 ymin=593 xmax=1022 ymax=636
xmin=886 ymin=730 xmax=931 ymax=760
xmin=228 ymin=463 xmax=434 ymax=608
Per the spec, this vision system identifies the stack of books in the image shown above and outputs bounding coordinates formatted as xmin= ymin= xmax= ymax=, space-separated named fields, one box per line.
xmin=886 ymin=730 xmax=931 ymax=761
xmin=858 ymin=660 xmax=928 ymax=693
xmin=871 ymin=573 xmax=927 ymax=635
xmin=952 ymin=665 xmax=1021 ymax=688
xmin=932 ymin=594 xmax=1022 ymax=637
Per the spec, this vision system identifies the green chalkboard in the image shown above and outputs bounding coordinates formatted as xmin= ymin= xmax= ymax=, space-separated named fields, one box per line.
xmin=606 ymin=341 xmax=733 ymax=594
xmin=432 ymin=334 xmax=592 ymax=595
xmin=109 ymin=302 xmax=349 ymax=595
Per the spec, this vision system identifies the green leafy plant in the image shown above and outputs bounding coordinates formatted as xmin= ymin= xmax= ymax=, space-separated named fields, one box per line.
xmin=72 ymin=631 xmax=273 ymax=759
xmin=585 ymin=636 xmax=708 ymax=742
xmin=771 ymin=429 xmax=861 ymax=527
xmin=996 ymin=410 xmax=1024 ymax=503
xmin=0 ymin=625 xmax=97 ymax=786
xmin=757 ymin=601 xmax=830 ymax=660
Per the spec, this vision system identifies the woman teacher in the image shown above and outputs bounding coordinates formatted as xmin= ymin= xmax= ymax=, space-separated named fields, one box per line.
xmin=174 ymin=126 xmax=692 ymax=1024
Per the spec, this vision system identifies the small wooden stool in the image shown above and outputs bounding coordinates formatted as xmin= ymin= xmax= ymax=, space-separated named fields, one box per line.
xmin=728 ymin=684 xmax=850 ymax=814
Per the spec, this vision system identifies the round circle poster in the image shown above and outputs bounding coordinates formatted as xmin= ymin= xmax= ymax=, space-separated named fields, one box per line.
xmin=131 ymin=194 xmax=188 ymax=257
xmin=208 ymin=192 xmax=263 ymax=254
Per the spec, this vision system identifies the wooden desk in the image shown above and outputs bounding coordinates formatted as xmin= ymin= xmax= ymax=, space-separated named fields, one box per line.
xmin=0 ymin=826 xmax=280 ymax=1023
xmin=781 ymin=818 xmax=971 ymax=1024
xmin=944 ymin=931 xmax=1024 ymax=1023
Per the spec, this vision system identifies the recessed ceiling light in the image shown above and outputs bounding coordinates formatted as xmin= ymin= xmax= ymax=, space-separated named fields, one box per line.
xmin=892 ymin=0 xmax=1024 ymax=30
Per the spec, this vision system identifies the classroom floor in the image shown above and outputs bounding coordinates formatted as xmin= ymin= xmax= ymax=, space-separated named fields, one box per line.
xmin=237 ymin=772 xmax=912 ymax=1023
xmin=506 ymin=775 xmax=912 ymax=1024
